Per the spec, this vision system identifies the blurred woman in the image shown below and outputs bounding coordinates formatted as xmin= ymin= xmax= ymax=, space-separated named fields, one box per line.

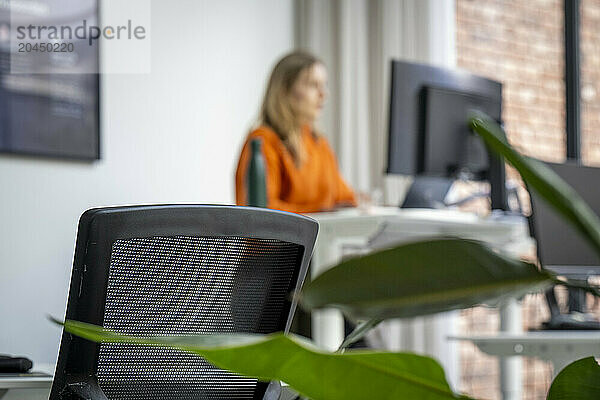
xmin=235 ymin=51 xmax=356 ymax=213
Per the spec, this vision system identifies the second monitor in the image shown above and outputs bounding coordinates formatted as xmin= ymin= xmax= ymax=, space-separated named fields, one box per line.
xmin=387 ymin=60 xmax=507 ymax=210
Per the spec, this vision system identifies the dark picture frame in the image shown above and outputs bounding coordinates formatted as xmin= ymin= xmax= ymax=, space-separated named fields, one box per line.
xmin=0 ymin=0 xmax=100 ymax=161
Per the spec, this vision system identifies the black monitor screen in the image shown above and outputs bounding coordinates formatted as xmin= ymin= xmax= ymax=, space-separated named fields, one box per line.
xmin=420 ymin=86 xmax=501 ymax=179
xmin=531 ymin=162 xmax=600 ymax=275
xmin=387 ymin=60 xmax=502 ymax=176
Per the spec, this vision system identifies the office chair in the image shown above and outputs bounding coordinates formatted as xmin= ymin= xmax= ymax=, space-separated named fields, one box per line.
xmin=50 ymin=205 xmax=318 ymax=400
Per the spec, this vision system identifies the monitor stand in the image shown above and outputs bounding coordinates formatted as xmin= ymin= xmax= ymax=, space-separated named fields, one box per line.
xmin=542 ymin=287 xmax=600 ymax=330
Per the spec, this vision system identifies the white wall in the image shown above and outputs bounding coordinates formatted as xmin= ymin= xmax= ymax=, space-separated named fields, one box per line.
xmin=0 ymin=0 xmax=294 ymax=366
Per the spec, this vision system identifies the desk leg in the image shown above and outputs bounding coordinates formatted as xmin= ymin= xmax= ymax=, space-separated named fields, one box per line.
xmin=398 ymin=312 xmax=459 ymax=391
xmin=311 ymin=238 xmax=345 ymax=351
xmin=499 ymin=298 xmax=522 ymax=400
xmin=312 ymin=309 xmax=344 ymax=351
xmin=0 ymin=389 xmax=6 ymax=399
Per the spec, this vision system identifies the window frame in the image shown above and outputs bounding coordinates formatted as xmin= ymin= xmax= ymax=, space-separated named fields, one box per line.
xmin=565 ymin=0 xmax=581 ymax=161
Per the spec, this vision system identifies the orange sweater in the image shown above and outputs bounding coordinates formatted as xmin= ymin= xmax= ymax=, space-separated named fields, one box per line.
xmin=236 ymin=125 xmax=356 ymax=213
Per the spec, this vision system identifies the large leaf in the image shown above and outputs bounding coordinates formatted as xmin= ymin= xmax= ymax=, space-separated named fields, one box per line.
xmin=546 ymin=357 xmax=600 ymax=399
xmin=57 ymin=319 xmax=468 ymax=400
xmin=470 ymin=114 xmax=600 ymax=258
xmin=299 ymin=238 xmax=552 ymax=320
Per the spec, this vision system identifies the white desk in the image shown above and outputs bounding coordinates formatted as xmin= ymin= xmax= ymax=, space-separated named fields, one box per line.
xmin=451 ymin=332 xmax=600 ymax=375
xmin=308 ymin=207 xmax=533 ymax=394
xmin=0 ymin=374 xmax=52 ymax=400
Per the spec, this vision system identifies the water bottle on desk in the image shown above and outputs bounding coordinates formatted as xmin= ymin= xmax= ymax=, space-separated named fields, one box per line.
xmin=247 ymin=138 xmax=267 ymax=208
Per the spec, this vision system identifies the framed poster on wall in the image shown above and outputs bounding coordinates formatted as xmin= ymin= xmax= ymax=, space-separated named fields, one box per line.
xmin=0 ymin=0 xmax=100 ymax=160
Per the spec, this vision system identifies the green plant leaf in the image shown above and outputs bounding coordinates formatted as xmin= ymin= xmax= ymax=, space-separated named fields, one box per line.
xmin=299 ymin=238 xmax=552 ymax=320
xmin=546 ymin=357 xmax=600 ymax=399
xmin=56 ymin=318 xmax=469 ymax=400
xmin=470 ymin=114 xmax=600 ymax=258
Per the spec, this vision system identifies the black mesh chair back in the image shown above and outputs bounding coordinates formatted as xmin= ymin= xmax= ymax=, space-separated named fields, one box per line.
xmin=50 ymin=205 xmax=318 ymax=400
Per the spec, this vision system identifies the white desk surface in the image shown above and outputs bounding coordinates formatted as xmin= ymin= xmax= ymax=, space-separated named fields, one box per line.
xmin=308 ymin=207 xmax=532 ymax=269
xmin=0 ymin=374 xmax=52 ymax=389
xmin=311 ymin=206 xmax=480 ymax=221
xmin=450 ymin=332 xmax=600 ymax=353
xmin=309 ymin=206 xmax=528 ymax=231
xmin=450 ymin=332 xmax=600 ymax=375
xmin=452 ymin=331 xmax=600 ymax=342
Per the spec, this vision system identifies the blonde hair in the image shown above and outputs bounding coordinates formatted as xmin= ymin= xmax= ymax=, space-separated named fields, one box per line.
xmin=260 ymin=51 xmax=321 ymax=165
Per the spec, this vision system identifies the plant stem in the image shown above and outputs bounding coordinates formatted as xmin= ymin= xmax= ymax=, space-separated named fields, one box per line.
xmin=336 ymin=318 xmax=383 ymax=353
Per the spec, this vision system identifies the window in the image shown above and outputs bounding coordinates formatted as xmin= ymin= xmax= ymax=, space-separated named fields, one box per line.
xmin=456 ymin=2 xmax=567 ymax=398
xmin=581 ymin=0 xmax=600 ymax=165
xmin=457 ymin=0 xmax=566 ymax=163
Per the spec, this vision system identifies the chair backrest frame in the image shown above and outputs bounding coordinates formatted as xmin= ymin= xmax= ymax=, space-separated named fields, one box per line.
xmin=50 ymin=205 xmax=318 ymax=400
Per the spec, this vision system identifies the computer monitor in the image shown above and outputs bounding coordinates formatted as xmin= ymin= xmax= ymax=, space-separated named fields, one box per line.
xmin=529 ymin=162 xmax=600 ymax=329
xmin=387 ymin=60 xmax=507 ymax=210
xmin=530 ymin=162 xmax=600 ymax=277
xmin=420 ymin=86 xmax=499 ymax=179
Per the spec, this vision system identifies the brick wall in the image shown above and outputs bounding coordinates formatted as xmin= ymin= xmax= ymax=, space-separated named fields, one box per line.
xmin=457 ymin=0 xmax=565 ymax=163
xmin=581 ymin=0 xmax=600 ymax=164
